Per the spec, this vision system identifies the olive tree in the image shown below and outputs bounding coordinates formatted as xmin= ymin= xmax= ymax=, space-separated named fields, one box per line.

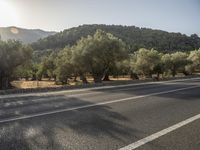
xmin=185 ymin=49 xmax=200 ymax=74
xmin=130 ymin=48 xmax=161 ymax=78
xmin=14 ymin=61 xmax=34 ymax=80
xmin=72 ymin=30 xmax=127 ymax=83
xmin=0 ymin=40 xmax=32 ymax=89
xmin=162 ymin=52 xmax=188 ymax=77
xmin=54 ymin=47 xmax=74 ymax=84
xmin=38 ymin=52 xmax=57 ymax=80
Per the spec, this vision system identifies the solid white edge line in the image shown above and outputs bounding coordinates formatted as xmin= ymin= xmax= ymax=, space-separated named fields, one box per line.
xmin=0 ymin=85 xmax=198 ymax=124
xmin=119 ymin=113 xmax=200 ymax=150
xmin=1 ymin=82 xmax=199 ymax=105
xmin=0 ymin=77 xmax=199 ymax=99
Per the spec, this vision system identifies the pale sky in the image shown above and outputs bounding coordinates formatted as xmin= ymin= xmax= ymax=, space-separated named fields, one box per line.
xmin=0 ymin=0 xmax=199 ymax=35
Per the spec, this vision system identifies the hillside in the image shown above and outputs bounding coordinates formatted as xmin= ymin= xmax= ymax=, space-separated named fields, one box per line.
xmin=32 ymin=24 xmax=200 ymax=52
xmin=0 ymin=26 xmax=56 ymax=44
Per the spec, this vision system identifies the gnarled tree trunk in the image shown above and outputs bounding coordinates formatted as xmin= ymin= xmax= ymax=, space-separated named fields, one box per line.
xmin=94 ymin=76 xmax=102 ymax=83
xmin=80 ymin=73 xmax=88 ymax=84
xmin=93 ymin=73 xmax=103 ymax=83
xmin=0 ymin=70 xmax=12 ymax=89
xmin=103 ymin=73 xmax=110 ymax=81
xmin=130 ymin=72 xmax=139 ymax=80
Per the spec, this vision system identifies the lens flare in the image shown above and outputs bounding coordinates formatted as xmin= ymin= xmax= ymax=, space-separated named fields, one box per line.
xmin=10 ymin=27 xmax=19 ymax=34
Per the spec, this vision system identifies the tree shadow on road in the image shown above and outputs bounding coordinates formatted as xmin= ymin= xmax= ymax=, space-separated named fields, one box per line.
xmin=1 ymin=80 xmax=199 ymax=150
xmin=0 ymin=96 xmax=143 ymax=150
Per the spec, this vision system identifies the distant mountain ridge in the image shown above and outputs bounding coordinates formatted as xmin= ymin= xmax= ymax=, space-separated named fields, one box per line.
xmin=0 ymin=26 xmax=56 ymax=44
xmin=31 ymin=24 xmax=200 ymax=52
xmin=1 ymin=25 xmax=200 ymax=52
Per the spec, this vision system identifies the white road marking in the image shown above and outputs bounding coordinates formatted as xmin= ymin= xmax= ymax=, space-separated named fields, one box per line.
xmin=0 ymin=84 xmax=164 ymax=105
xmin=1 ymin=82 xmax=200 ymax=107
xmin=119 ymin=113 xmax=200 ymax=150
xmin=0 ymin=77 xmax=199 ymax=99
xmin=0 ymin=85 xmax=198 ymax=124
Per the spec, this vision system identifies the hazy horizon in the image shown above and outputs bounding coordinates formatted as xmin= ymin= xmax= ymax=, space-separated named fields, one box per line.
xmin=0 ymin=0 xmax=199 ymax=35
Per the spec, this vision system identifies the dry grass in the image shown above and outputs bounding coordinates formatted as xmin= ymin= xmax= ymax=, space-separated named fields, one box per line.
xmin=11 ymin=76 xmax=132 ymax=89
xmin=11 ymin=73 xmax=196 ymax=89
xmin=11 ymin=80 xmax=61 ymax=89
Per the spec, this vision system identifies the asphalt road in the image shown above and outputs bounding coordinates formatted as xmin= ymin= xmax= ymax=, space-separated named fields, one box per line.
xmin=0 ymin=78 xmax=200 ymax=150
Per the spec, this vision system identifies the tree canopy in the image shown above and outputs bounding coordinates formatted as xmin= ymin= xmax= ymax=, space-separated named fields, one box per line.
xmin=1 ymin=29 xmax=200 ymax=89
xmin=0 ymin=40 xmax=32 ymax=89
xmin=130 ymin=48 xmax=161 ymax=77
xmin=161 ymin=52 xmax=189 ymax=76
xmin=71 ymin=29 xmax=128 ymax=83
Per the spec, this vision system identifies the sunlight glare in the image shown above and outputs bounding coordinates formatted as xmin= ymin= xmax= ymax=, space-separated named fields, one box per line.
xmin=0 ymin=0 xmax=19 ymax=26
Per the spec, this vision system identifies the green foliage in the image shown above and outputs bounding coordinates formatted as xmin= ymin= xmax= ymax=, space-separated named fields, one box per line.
xmin=113 ymin=59 xmax=131 ymax=77
xmin=32 ymin=49 xmax=56 ymax=63
xmin=14 ymin=61 xmax=34 ymax=80
xmin=29 ymin=51 xmax=58 ymax=81
xmin=36 ymin=63 xmax=45 ymax=81
xmin=1 ymin=28 xmax=199 ymax=89
xmin=71 ymin=29 xmax=128 ymax=83
xmin=130 ymin=48 xmax=161 ymax=77
xmin=0 ymin=40 xmax=32 ymax=71
xmin=0 ymin=40 xmax=32 ymax=89
xmin=54 ymin=47 xmax=74 ymax=84
xmin=42 ymin=52 xmax=57 ymax=79
xmin=186 ymin=49 xmax=200 ymax=73
xmin=32 ymin=25 xmax=200 ymax=52
xmin=162 ymin=52 xmax=189 ymax=76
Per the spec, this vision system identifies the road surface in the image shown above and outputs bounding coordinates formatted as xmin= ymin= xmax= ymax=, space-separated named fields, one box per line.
xmin=0 ymin=78 xmax=200 ymax=150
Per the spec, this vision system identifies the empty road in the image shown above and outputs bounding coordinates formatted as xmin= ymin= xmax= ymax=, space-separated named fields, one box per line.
xmin=0 ymin=78 xmax=200 ymax=150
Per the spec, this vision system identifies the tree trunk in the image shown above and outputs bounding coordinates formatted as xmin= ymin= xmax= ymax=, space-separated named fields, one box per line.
xmin=172 ymin=66 xmax=176 ymax=77
xmin=157 ymin=72 xmax=160 ymax=80
xmin=94 ymin=76 xmax=102 ymax=83
xmin=93 ymin=73 xmax=103 ymax=83
xmin=172 ymin=70 xmax=176 ymax=77
xmin=74 ymin=75 xmax=77 ymax=82
xmin=60 ymin=77 xmax=69 ymax=85
xmin=0 ymin=70 xmax=2 ymax=90
xmin=130 ymin=72 xmax=139 ymax=80
xmin=0 ymin=71 xmax=12 ymax=90
xmin=103 ymin=73 xmax=110 ymax=81
xmin=32 ymin=74 xmax=37 ymax=81
xmin=1 ymin=77 xmax=12 ymax=89
xmin=80 ymin=73 xmax=88 ymax=84
xmin=183 ymin=70 xmax=189 ymax=76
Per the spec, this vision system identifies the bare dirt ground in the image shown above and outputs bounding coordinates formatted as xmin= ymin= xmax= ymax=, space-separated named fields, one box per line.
xmin=11 ymin=76 xmax=133 ymax=89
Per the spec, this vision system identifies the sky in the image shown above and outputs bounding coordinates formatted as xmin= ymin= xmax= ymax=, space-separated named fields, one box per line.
xmin=0 ymin=0 xmax=199 ymax=35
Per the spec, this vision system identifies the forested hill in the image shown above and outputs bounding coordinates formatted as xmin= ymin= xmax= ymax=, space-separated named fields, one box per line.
xmin=32 ymin=24 xmax=200 ymax=52
xmin=0 ymin=26 xmax=56 ymax=44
